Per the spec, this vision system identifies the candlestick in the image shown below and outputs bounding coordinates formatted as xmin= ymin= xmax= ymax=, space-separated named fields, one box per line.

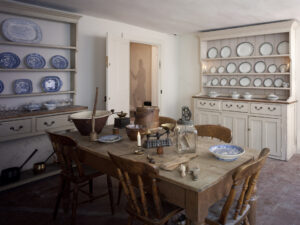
xmin=137 ymin=131 xmax=141 ymax=147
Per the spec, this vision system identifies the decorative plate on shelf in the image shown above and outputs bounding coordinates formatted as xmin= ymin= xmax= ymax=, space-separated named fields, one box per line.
xmin=274 ymin=78 xmax=284 ymax=87
xmin=209 ymin=144 xmax=245 ymax=161
xmin=238 ymin=62 xmax=252 ymax=73
xmin=220 ymin=46 xmax=231 ymax=58
xmin=254 ymin=61 xmax=266 ymax=73
xmin=226 ymin=62 xmax=237 ymax=73
xmin=1 ymin=18 xmax=42 ymax=43
xmin=259 ymin=42 xmax=273 ymax=56
xmin=25 ymin=53 xmax=46 ymax=69
xmin=0 ymin=52 xmax=20 ymax=69
xmin=263 ymin=78 xmax=273 ymax=87
xmin=279 ymin=64 xmax=288 ymax=73
xmin=14 ymin=79 xmax=33 ymax=94
xmin=0 ymin=80 xmax=4 ymax=93
xmin=211 ymin=78 xmax=219 ymax=86
xmin=220 ymin=78 xmax=227 ymax=86
xmin=207 ymin=47 xmax=218 ymax=58
xmin=267 ymin=64 xmax=277 ymax=73
xmin=217 ymin=66 xmax=225 ymax=73
xmin=239 ymin=77 xmax=251 ymax=87
xmin=229 ymin=78 xmax=237 ymax=86
xmin=236 ymin=42 xmax=254 ymax=57
xmin=210 ymin=66 xmax=217 ymax=73
xmin=51 ymin=55 xmax=69 ymax=69
xmin=253 ymin=78 xmax=262 ymax=87
xmin=41 ymin=76 xmax=62 ymax=92
xmin=277 ymin=41 xmax=289 ymax=54
xmin=98 ymin=135 xmax=122 ymax=143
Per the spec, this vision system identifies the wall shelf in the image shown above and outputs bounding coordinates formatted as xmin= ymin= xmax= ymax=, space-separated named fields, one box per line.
xmin=0 ymin=41 xmax=77 ymax=50
xmin=202 ymin=54 xmax=290 ymax=61
xmin=0 ymin=91 xmax=75 ymax=98
xmin=204 ymin=86 xmax=290 ymax=90
xmin=0 ymin=68 xmax=76 ymax=72
xmin=203 ymin=72 xmax=290 ymax=76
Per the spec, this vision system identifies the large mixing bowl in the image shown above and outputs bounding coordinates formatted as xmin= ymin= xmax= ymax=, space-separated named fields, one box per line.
xmin=70 ymin=110 xmax=111 ymax=136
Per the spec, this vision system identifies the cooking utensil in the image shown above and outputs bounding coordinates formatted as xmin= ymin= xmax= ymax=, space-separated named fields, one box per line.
xmin=1 ymin=149 xmax=38 ymax=184
xmin=90 ymin=87 xmax=99 ymax=141
xmin=33 ymin=151 xmax=55 ymax=174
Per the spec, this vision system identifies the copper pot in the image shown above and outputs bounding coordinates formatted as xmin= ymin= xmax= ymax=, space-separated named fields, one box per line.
xmin=135 ymin=106 xmax=159 ymax=129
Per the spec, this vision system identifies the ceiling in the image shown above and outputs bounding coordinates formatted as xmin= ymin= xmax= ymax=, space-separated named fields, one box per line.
xmin=12 ymin=0 xmax=299 ymax=34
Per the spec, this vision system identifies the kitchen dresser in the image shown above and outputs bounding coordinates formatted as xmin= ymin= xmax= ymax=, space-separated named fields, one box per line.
xmin=193 ymin=20 xmax=300 ymax=160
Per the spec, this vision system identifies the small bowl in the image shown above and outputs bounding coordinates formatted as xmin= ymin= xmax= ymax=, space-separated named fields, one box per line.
xmin=208 ymin=91 xmax=219 ymax=98
xmin=231 ymin=92 xmax=240 ymax=99
xmin=243 ymin=92 xmax=252 ymax=100
xmin=44 ymin=103 xmax=56 ymax=110
xmin=209 ymin=144 xmax=245 ymax=161
xmin=117 ymin=111 xmax=127 ymax=118
xmin=125 ymin=124 xmax=145 ymax=141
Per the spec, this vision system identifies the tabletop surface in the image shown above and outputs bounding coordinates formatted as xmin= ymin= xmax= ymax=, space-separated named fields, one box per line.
xmin=67 ymin=126 xmax=259 ymax=192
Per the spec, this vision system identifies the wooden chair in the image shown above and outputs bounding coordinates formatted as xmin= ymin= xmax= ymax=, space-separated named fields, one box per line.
xmin=195 ymin=124 xmax=232 ymax=143
xmin=205 ymin=148 xmax=270 ymax=225
xmin=159 ymin=116 xmax=177 ymax=131
xmin=47 ymin=132 xmax=114 ymax=225
xmin=108 ymin=152 xmax=183 ymax=225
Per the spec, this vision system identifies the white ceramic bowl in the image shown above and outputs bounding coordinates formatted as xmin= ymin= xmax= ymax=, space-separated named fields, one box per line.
xmin=44 ymin=103 xmax=56 ymax=110
xmin=209 ymin=144 xmax=245 ymax=161
xmin=231 ymin=92 xmax=240 ymax=99
xmin=208 ymin=91 xmax=219 ymax=98
xmin=243 ymin=92 xmax=252 ymax=100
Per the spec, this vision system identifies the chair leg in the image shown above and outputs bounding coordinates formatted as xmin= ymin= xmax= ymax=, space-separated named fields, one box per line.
xmin=71 ymin=184 xmax=79 ymax=225
xmin=53 ymin=177 xmax=66 ymax=219
xmin=63 ymin=180 xmax=71 ymax=214
xmin=127 ymin=216 xmax=134 ymax=225
xmin=117 ymin=181 xmax=122 ymax=205
xmin=89 ymin=179 xmax=93 ymax=194
xmin=107 ymin=175 xmax=114 ymax=215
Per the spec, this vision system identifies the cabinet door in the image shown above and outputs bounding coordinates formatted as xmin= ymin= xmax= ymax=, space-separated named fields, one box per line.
xmin=194 ymin=110 xmax=221 ymax=125
xmin=221 ymin=113 xmax=247 ymax=146
xmin=249 ymin=117 xmax=282 ymax=158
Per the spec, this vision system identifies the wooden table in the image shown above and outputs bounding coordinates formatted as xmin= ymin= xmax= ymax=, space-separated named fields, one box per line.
xmin=67 ymin=126 xmax=259 ymax=225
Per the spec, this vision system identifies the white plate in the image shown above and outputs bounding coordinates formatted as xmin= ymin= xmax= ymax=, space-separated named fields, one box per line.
xmin=236 ymin=42 xmax=254 ymax=57
xmin=211 ymin=78 xmax=219 ymax=86
xmin=254 ymin=61 xmax=266 ymax=73
xmin=239 ymin=77 xmax=251 ymax=87
xmin=220 ymin=46 xmax=231 ymax=58
xmin=229 ymin=78 xmax=237 ymax=86
xmin=277 ymin=41 xmax=289 ymax=54
xmin=207 ymin=47 xmax=218 ymax=58
xmin=259 ymin=42 xmax=273 ymax=56
xmin=274 ymin=78 xmax=284 ymax=87
xmin=220 ymin=78 xmax=227 ymax=86
xmin=210 ymin=66 xmax=217 ymax=73
xmin=267 ymin=64 xmax=277 ymax=73
xmin=226 ymin=63 xmax=236 ymax=73
xmin=239 ymin=62 xmax=252 ymax=73
xmin=263 ymin=78 xmax=273 ymax=87
xmin=279 ymin=64 xmax=288 ymax=73
xmin=217 ymin=66 xmax=225 ymax=73
xmin=253 ymin=78 xmax=262 ymax=87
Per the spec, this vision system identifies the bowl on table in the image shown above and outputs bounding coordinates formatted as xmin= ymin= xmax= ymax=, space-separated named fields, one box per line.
xmin=209 ymin=144 xmax=245 ymax=161
xmin=70 ymin=110 xmax=111 ymax=136
xmin=125 ymin=124 xmax=146 ymax=141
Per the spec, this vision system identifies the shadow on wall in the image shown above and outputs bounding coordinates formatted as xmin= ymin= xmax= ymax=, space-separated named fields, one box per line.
xmin=77 ymin=35 xmax=106 ymax=110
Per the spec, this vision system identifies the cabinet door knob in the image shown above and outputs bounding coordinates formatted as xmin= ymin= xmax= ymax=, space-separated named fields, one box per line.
xmin=254 ymin=106 xmax=263 ymax=110
xmin=236 ymin=105 xmax=244 ymax=109
xmin=44 ymin=121 xmax=55 ymax=127
xmin=209 ymin=103 xmax=215 ymax=106
xmin=10 ymin=125 xmax=23 ymax=131
xmin=267 ymin=107 xmax=276 ymax=111
xmin=225 ymin=104 xmax=232 ymax=108
xmin=199 ymin=102 xmax=206 ymax=106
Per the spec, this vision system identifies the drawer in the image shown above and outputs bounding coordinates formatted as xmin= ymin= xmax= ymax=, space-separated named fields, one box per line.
xmin=250 ymin=103 xmax=281 ymax=116
xmin=36 ymin=114 xmax=73 ymax=131
xmin=0 ymin=119 xmax=32 ymax=137
xmin=197 ymin=99 xmax=220 ymax=110
xmin=222 ymin=101 xmax=248 ymax=113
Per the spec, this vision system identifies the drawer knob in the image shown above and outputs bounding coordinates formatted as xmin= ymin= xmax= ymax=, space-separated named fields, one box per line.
xmin=10 ymin=125 xmax=23 ymax=131
xmin=254 ymin=106 xmax=263 ymax=110
xmin=267 ymin=107 xmax=276 ymax=111
xmin=44 ymin=121 xmax=55 ymax=127
xmin=209 ymin=103 xmax=215 ymax=106
xmin=225 ymin=104 xmax=232 ymax=108
xmin=236 ymin=105 xmax=244 ymax=109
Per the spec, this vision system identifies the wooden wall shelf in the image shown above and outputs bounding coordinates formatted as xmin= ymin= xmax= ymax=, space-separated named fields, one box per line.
xmin=0 ymin=91 xmax=75 ymax=98
xmin=0 ymin=41 xmax=77 ymax=50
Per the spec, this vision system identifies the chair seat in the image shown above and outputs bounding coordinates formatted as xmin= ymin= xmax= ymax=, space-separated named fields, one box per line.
xmin=62 ymin=164 xmax=103 ymax=183
xmin=206 ymin=198 xmax=250 ymax=225
xmin=126 ymin=195 xmax=182 ymax=225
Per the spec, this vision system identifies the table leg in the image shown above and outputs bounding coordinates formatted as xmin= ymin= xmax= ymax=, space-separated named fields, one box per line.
xmin=248 ymin=184 xmax=257 ymax=225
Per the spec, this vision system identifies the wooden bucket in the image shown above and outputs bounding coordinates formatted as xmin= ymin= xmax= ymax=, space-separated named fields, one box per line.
xmin=135 ymin=106 xmax=159 ymax=129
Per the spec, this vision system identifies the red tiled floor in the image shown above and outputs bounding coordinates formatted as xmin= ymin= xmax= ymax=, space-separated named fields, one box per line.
xmin=0 ymin=155 xmax=300 ymax=225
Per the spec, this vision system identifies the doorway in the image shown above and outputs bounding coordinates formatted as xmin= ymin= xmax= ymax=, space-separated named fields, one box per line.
xmin=129 ymin=42 xmax=159 ymax=118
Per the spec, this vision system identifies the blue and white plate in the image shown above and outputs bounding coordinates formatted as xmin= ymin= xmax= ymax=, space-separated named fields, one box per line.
xmin=51 ymin=55 xmax=69 ymax=69
xmin=25 ymin=53 xmax=46 ymax=69
xmin=0 ymin=80 xmax=4 ymax=93
xmin=98 ymin=135 xmax=122 ymax=143
xmin=209 ymin=144 xmax=245 ymax=162
xmin=2 ymin=18 xmax=42 ymax=43
xmin=41 ymin=76 xmax=62 ymax=92
xmin=0 ymin=52 xmax=20 ymax=69
xmin=14 ymin=79 xmax=33 ymax=94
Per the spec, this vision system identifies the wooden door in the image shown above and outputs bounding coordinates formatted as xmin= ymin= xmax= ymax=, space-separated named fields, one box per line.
xmin=106 ymin=33 xmax=130 ymax=124
xmin=249 ymin=117 xmax=282 ymax=158
xmin=194 ymin=110 xmax=221 ymax=125
xmin=221 ymin=113 xmax=247 ymax=146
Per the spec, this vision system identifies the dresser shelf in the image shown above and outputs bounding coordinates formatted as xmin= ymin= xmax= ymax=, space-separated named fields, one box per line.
xmin=204 ymin=86 xmax=290 ymax=90
xmin=0 ymin=91 xmax=75 ymax=98
xmin=202 ymin=54 xmax=290 ymax=61
xmin=203 ymin=72 xmax=290 ymax=76
xmin=0 ymin=41 xmax=77 ymax=50
xmin=0 ymin=68 xmax=76 ymax=72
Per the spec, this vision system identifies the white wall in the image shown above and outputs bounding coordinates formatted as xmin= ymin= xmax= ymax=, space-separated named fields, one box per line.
xmin=0 ymin=13 xmax=180 ymax=171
